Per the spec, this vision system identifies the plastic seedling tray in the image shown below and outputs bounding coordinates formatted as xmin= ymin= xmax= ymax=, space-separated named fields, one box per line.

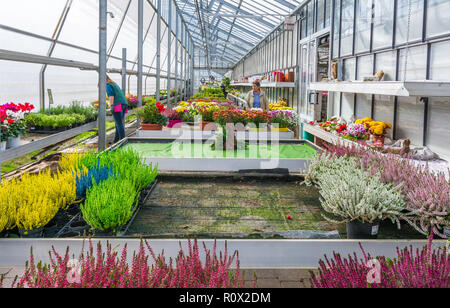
xmin=116 ymin=179 xmax=158 ymax=237
xmin=28 ymin=119 xmax=97 ymax=135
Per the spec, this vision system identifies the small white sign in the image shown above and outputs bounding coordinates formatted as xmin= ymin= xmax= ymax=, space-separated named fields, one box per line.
xmin=372 ymin=225 xmax=379 ymax=236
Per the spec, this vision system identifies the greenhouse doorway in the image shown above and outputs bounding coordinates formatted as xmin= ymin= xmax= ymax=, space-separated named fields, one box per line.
xmin=298 ymin=33 xmax=330 ymax=125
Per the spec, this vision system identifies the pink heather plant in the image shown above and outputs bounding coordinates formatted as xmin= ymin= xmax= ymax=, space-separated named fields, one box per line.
xmin=0 ymin=239 xmax=253 ymax=289
xmin=322 ymin=143 xmax=450 ymax=238
xmin=311 ymin=234 xmax=449 ymax=288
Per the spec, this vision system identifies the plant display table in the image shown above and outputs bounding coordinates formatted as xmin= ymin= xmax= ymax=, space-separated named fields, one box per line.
xmin=122 ymin=138 xmax=319 ymax=173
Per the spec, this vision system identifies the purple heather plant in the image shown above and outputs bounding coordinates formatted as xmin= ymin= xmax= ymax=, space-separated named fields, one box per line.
xmin=311 ymin=234 xmax=449 ymax=288
xmin=0 ymin=239 xmax=253 ymax=289
xmin=322 ymin=143 xmax=450 ymax=237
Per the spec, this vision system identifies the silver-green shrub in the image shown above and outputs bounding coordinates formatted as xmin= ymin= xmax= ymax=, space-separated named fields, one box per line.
xmin=306 ymin=155 xmax=407 ymax=226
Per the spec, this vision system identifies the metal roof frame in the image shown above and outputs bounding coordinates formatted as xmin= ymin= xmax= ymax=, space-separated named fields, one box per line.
xmin=175 ymin=0 xmax=299 ymax=69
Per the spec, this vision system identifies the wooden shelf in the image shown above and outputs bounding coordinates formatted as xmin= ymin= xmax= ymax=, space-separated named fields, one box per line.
xmin=303 ymin=124 xmax=354 ymax=147
xmin=309 ymin=80 xmax=450 ymax=97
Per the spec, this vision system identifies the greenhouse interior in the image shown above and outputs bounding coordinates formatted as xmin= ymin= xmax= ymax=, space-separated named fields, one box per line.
xmin=0 ymin=0 xmax=448 ymax=290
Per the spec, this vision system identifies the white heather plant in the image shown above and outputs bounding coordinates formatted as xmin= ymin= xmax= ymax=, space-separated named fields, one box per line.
xmin=307 ymin=155 xmax=407 ymax=227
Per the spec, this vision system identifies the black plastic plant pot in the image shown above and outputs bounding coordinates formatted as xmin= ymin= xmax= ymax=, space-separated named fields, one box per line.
xmin=19 ymin=227 xmax=44 ymax=239
xmin=444 ymin=228 xmax=450 ymax=238
xmin=346 ymin=220 xmax=380 ymax=240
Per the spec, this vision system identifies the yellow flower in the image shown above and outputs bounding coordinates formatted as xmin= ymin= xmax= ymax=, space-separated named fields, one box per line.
xmin=373 ymin=126 xmax=385 ymax=136
xmin=0 ymin=170 xmax=76 ymax=232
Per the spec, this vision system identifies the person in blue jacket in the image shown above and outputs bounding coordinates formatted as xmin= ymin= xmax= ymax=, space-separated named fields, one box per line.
xmin=106 ymin=75 xmax=128 ymax=143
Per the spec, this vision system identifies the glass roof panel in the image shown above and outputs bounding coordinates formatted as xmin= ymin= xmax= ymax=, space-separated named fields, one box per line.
xmin=175 ymin=0 xmax=301 ymax=68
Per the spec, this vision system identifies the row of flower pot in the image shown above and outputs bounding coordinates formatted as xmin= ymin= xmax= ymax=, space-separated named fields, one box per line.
xmin=0 ymin=136 xmax=21 ymax=152
xmin=141 ymin=121 xmax=292 ymax=132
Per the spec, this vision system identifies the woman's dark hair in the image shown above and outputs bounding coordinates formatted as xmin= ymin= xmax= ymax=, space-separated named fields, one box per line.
xmin=253 ymin=80 xmax=261 ymax=88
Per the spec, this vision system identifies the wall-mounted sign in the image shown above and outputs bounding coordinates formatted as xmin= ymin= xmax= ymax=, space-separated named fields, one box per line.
xmin=47 ymin=89 xmax=54 ymax=106
xmin=284 ymin=17 xmax=295 ymax=31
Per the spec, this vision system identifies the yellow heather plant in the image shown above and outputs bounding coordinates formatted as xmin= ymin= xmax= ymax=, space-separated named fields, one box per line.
xmin=0 ymin=170 xmax=76 ymax=232
xmin=0 ymin=181 xmax=15 ymax=233
xmin=59 ymin=152 xmax=84 ymax=172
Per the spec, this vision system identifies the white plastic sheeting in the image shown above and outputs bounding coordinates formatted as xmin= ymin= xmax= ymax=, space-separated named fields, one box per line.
xmin=0 ymin=0 xmax=187 ymax=111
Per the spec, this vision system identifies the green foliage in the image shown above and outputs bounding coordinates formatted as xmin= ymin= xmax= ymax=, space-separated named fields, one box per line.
xmin=81 ymin=178 xmax=138 ymax=232
xmin=78 ymin=148 xmax=158 ymax=232
xmin=25 ymin=101 xmax=97 ymax=129
xmin=142 ymin=96 xmax=156 ymax=105
xmin=42 ymin=101 xmax=97 ymax=120
xmin=25 ymin=113 xmax=87 ymax=129
xmin=135 ymin=101 xmax=168 ymax=125
xmin=222 ymin=77 xmax=231 ymax=89
xmin=190 ymin=86 xmax=227 ymax=101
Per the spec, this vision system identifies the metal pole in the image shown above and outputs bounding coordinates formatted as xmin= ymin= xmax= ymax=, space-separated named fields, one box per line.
xmin=174 ymin=13 xmax=179 ymax=103
xmin=180 ymin=24 xmax=184 ymax=101
xmin=121 ymin=48 xmax=127 ymax=94
xmin=156 ymin=0 xmax=161 ymax=102
xmin=186 ymin=42 xmax=189 ymax=98
xmin=167 ymin=0 xmax=172 ymax=107
xmin=191 ymin=42 xmax=194 ymax=96
xmin=182 ymin=25 xmax=185 ymax=101
xmin=137 ymin=0 xmax=143 ymax=126
xmin=39 ymin=0 xmax=73 ymax=111
xmin=98 ymin=0 xmax=107 ymax=151
xmin=187 ymin=41 xmax=190 ymax=97
xmin=185 ymin=31 xmax=188 ymax=99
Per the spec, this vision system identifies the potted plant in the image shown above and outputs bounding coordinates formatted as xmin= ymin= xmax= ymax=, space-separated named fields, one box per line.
xmin=213 ymin=109 xmax=246 ymax=130
xmin=304 ymin=155 xmax=407 ymax=239
xmin=135 ymin=101 xmax=168 ymax=131
xmin=367 ymin=121 xmax=392 ymax=146
xmin=342 ymin=123 xmax=370 ymax=142
xmin=0 ymin=105 xmax=8 ymax=152
xmin=1 ymin=102 xmax=34 ymax=149
xmin=198 ymin=105 xmax=220 ymax=131
xmin=244 ymin=109 xmax=270 ymax=132
xmin=269 ymin=110 xmax=299 ymax=132
xmin=162 ymin=108 xmax=183 ymax=128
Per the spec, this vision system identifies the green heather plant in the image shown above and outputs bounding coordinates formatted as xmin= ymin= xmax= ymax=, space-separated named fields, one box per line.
xmin=98 ymin=148 xmax=157 ymax=191
xmin=77 ymin=149 xmax=157 ymax=191
xmin=75 ymin=149 xmax=158 ymax=232
xmin=81 ymin=178 xmax=138 ymax=232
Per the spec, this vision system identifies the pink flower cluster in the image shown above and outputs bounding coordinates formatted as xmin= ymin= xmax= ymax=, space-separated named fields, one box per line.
xmin=342 ymin=123 xmax=368 ymax=139
xmin=1 ymin=239 xmax=254 ymax=289
xmin=311 ymin=234 xmax=449 ymax=288
xmin=1 ymin=103 xmax=34 ymax=141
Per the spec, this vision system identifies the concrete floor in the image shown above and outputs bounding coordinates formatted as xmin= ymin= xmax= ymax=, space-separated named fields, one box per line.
xmin=0 ymin=238 xmax=443 ymax=268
